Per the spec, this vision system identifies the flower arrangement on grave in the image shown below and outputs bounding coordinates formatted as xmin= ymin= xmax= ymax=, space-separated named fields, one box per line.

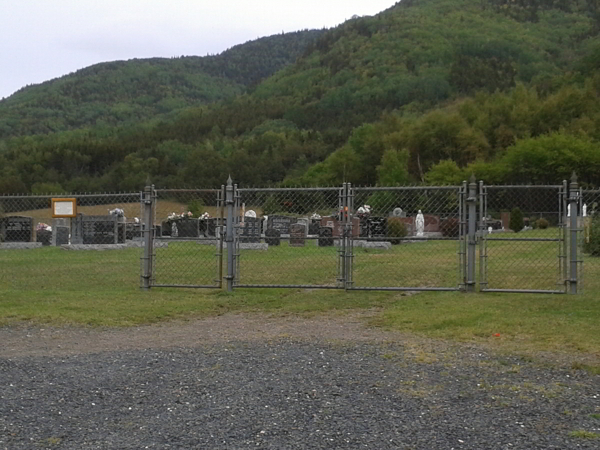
xmin=36 ymin=222 xmax=52 ymax=232
xmin=109 ymin=208 xmax=125 ymax=217
xmin=167 ymin=211 xmax=194 ymax=221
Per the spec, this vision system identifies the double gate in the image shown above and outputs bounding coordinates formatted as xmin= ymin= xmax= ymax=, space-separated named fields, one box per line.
xmin=143 ymin=183 xmax=467 ymax=292
xmin=142 ymin=179 xmax=584 ymax=294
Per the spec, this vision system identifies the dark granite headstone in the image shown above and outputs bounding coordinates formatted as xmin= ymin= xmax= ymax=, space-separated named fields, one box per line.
xmin=359 ymin=218 xmax=370 ymax=238
xmin=126 ymin=223 xmax=142 ymax=240
xmin=55 ymin=227 xmax=70 ymax=246
xmin=161 ymin=221 xmax=172 ymax=236
xmin=369 ymin=217 xmax=387 ymax=238
xmin=174 ymin=219 xmax=199 ymax=238
xmin=318 ymin=226 xmax=334 ymax=247
xmin=80 ymin=215 xmax=119 ymax=244
xmin=264 ymin=228 xmax=281 ymax=246
xmin=308 ymin=219 xmax=320 ymax=235
xmin=268 ymin=215 xmax=297 ymax=235
xmin=36 ymin=230 xmax=52 ymax=246
xmin=1 ymin=216 xmax=34 ymax=242
xmin=241 ymin=217 xmax=261 ymax=243
xmin=289 ymin=223 xmax=306 ymax=247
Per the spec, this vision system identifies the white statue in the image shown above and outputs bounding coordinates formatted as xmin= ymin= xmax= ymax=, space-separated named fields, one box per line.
xmin=583 ymin=204 xmax=587 ymax=217
xmin=415 ymin=210 xmax=425 ymax=237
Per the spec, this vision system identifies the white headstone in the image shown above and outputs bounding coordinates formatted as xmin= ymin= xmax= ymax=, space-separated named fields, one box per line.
xmin=583 ymin=204 xmax=587 ymax=217
xmin=245 ymin=210 xmax=257 ymax=218
xmin=392 ymin=208 xmax=403 ymax=217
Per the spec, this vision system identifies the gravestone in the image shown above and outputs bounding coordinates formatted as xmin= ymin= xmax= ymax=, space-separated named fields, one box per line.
xmin=1 ymin=216 xmax=33 ymax=242
xmin=52 ymin=218 xmax=70 ymax=246
xmin=268 ymin=215 xmax=297 ymax=235
xmin=125 ymin=222 xmax=142 ymax=240
xmin=55 ymin=227 xmax=70 ymax=246
xmin=79 ymin=215 xmax=120 ymax=244
xmin=264 ymin=228 xmax=281 ymax=246
xmin=160 ymin=220 xmax=172 ymax=236
xmin=174 ymin=219 xmax=200 ymax=238
xmin=319 ymin=216 xmax=360 ymax=238
xmin=241 ymin=217 xmax=261 ymax=243
xmin=289 ymin=223 xmax=306 ymax=247
xmin=308 ymin=219 xmax=320 ymax=235
xmin=369 ymin=217 xmax=387 ymax=238
xmin=36 ymin=230 xmax=52 ymax=246
xmin=318 ymin=226 xmax=334 ymax=247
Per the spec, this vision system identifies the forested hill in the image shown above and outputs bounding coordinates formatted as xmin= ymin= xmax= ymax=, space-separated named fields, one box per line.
xmin=0 ymin=29 xmax=325 ymax=138
xmin=1 ymin=0 xmax=600 ymax=194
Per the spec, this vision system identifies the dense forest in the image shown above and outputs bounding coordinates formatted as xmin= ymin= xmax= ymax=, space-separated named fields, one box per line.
xmin=1 ymin=0 xmax=600 ymax=194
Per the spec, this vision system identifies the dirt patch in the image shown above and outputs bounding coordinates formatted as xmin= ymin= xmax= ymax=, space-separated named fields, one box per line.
xmin=0 ymin=310 xmax=400 ymax=358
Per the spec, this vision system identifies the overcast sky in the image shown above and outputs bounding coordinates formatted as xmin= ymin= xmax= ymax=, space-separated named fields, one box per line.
xmin=0 ymin=0 xmax=396 ymax=99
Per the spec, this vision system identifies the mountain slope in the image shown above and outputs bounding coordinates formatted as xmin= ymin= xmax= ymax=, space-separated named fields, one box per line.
xmin=1 ymin=0 xmax=600 ymax=193
xmin=0 ymin=29 xmax=324 ymax=138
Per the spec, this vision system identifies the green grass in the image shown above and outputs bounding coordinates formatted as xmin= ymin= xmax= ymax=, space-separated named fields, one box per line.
xmin=1 ymin=239 xmax=600 ymax=369
xmin=569 ymin=430 xmax=600 ymax=439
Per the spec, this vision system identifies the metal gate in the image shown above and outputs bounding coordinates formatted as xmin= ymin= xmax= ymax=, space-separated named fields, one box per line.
xmin=232 ymin=186 xmax=345 ymax=288
xmin=148 ymin=187 xmax=224 ymax=288
xmin=345 ymin=185 xmax=467 ymax=291
xmin=479 ymin=184 xmax=568 ymax=293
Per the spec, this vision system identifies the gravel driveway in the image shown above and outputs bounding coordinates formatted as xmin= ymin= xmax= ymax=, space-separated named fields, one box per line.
xmin=1 ymin=313 xmax=599 ymax=449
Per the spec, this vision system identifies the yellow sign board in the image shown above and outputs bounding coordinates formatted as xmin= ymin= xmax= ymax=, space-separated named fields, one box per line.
xmin=51 ymin=198 xmax=77 ymax=218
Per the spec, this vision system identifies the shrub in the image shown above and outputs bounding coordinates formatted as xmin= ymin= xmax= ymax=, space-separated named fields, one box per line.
xmin=387 ymin=218 xmax=407 ymax=244
xmin=187 ymin=199 xmax=204 ymax=217
xmin=536 ymin=218 xmax=549 ymax=229
xmin=510 ymin=207 xmax=524 ymax=232
xmin=583 ymin=214 xmax=600 ymax=256
xmin=440 ymin=217 xmax=460 ymax=237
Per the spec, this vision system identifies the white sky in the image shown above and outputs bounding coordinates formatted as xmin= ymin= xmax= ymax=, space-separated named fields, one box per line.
xmin=0 ymin=0 xmax=396 ymax=99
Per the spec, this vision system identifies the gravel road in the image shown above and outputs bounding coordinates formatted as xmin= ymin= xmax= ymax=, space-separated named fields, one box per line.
xmin=1 ymin=313 xmax=599 ymax=449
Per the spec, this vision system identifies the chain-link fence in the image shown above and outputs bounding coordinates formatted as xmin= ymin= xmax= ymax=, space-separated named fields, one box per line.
xmin=232 ymin=187 xmax=343 ymax=288
xmin=151 ymin=188 xmax=224 ymax=288
xmin=0 ymin=178 xmax=590 ymax=295
xmin=479 ymin=185 xmax=567 ymax=293
xmin=348 ymin=186 xmax=466 ymax=291
xmin=0 ymin=192 xmax=142 ymax=293
xmin=581 ymin=188 xmax=600 ymax=294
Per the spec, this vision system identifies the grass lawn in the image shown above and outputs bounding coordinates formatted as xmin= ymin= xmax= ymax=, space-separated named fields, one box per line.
xmin=1 ymin=234 xmax=599 ymax=370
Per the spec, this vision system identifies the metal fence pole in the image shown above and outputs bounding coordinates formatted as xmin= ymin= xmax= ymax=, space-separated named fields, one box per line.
xmin=466 ymin=175 xmax=477 ymax=292
xmin=569 ymin=173 xmax=579 ymax=295
xmin=141 ymin=185 xmax=154 ymax=290
xmin=225 ymin=176 xmax=235 ymax=292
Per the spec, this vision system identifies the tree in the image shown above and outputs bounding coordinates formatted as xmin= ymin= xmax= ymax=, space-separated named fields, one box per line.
xmin=510 ymin=207 xmax=524 ymax=232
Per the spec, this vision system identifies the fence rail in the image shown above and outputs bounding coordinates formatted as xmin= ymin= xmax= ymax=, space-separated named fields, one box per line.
xmin=1 ymin=176 xmax=597 ymax=295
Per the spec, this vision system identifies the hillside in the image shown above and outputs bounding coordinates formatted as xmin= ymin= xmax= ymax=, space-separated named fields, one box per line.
xmin=0 ymin=29 xmax=324 ymax=138
xmin=1 ymin=0 xmax=600 ymax=194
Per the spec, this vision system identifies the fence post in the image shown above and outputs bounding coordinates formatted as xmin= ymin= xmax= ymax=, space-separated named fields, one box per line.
xmin=141 ymin=185 xmax=154 ymax=290
xmin=466 ymin=175 xmax=477 ymax=292
xmin=569 ymin=173 xmax=579 ymax=295
xmin=225 ymin=176 xmax=235 ymax=292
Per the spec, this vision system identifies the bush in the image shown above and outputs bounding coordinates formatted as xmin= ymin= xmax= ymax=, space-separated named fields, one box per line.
xmin=536 ymin=218 xmax=549 ymax=229
xmin=583 ymin=214 xmax=600 ymax=256
xmin=440 ymin=217 xmax=460 ymax=237
xmin=187 ymin=199 xmax=204 ymax=217
xmin=509 ymin=207 xmax=524 ymax=232
xmin=387 ymin=218 xmax=408 ymax=244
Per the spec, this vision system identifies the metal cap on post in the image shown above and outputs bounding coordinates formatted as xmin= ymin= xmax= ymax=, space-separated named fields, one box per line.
xmin=569 ymin=172 xmax=579 ymax=295
xmin=225 ymin=176 xmax=235 ymax=292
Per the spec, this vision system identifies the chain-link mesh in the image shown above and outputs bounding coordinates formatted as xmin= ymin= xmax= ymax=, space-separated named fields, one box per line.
xmin=232 ymin=187 xmax=343 ymax=288
xmin=581 ymin=189 xmax=600 ymax=294
xmin=152 ymin=189 xmax=223 ymax=288
xmin=0 ymin=192 xmax=142 ymax=292
xmin=480 ymin=186 xmax=566 ymax=293
xmin=348 ymin=186 xmax=464 ymax=290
